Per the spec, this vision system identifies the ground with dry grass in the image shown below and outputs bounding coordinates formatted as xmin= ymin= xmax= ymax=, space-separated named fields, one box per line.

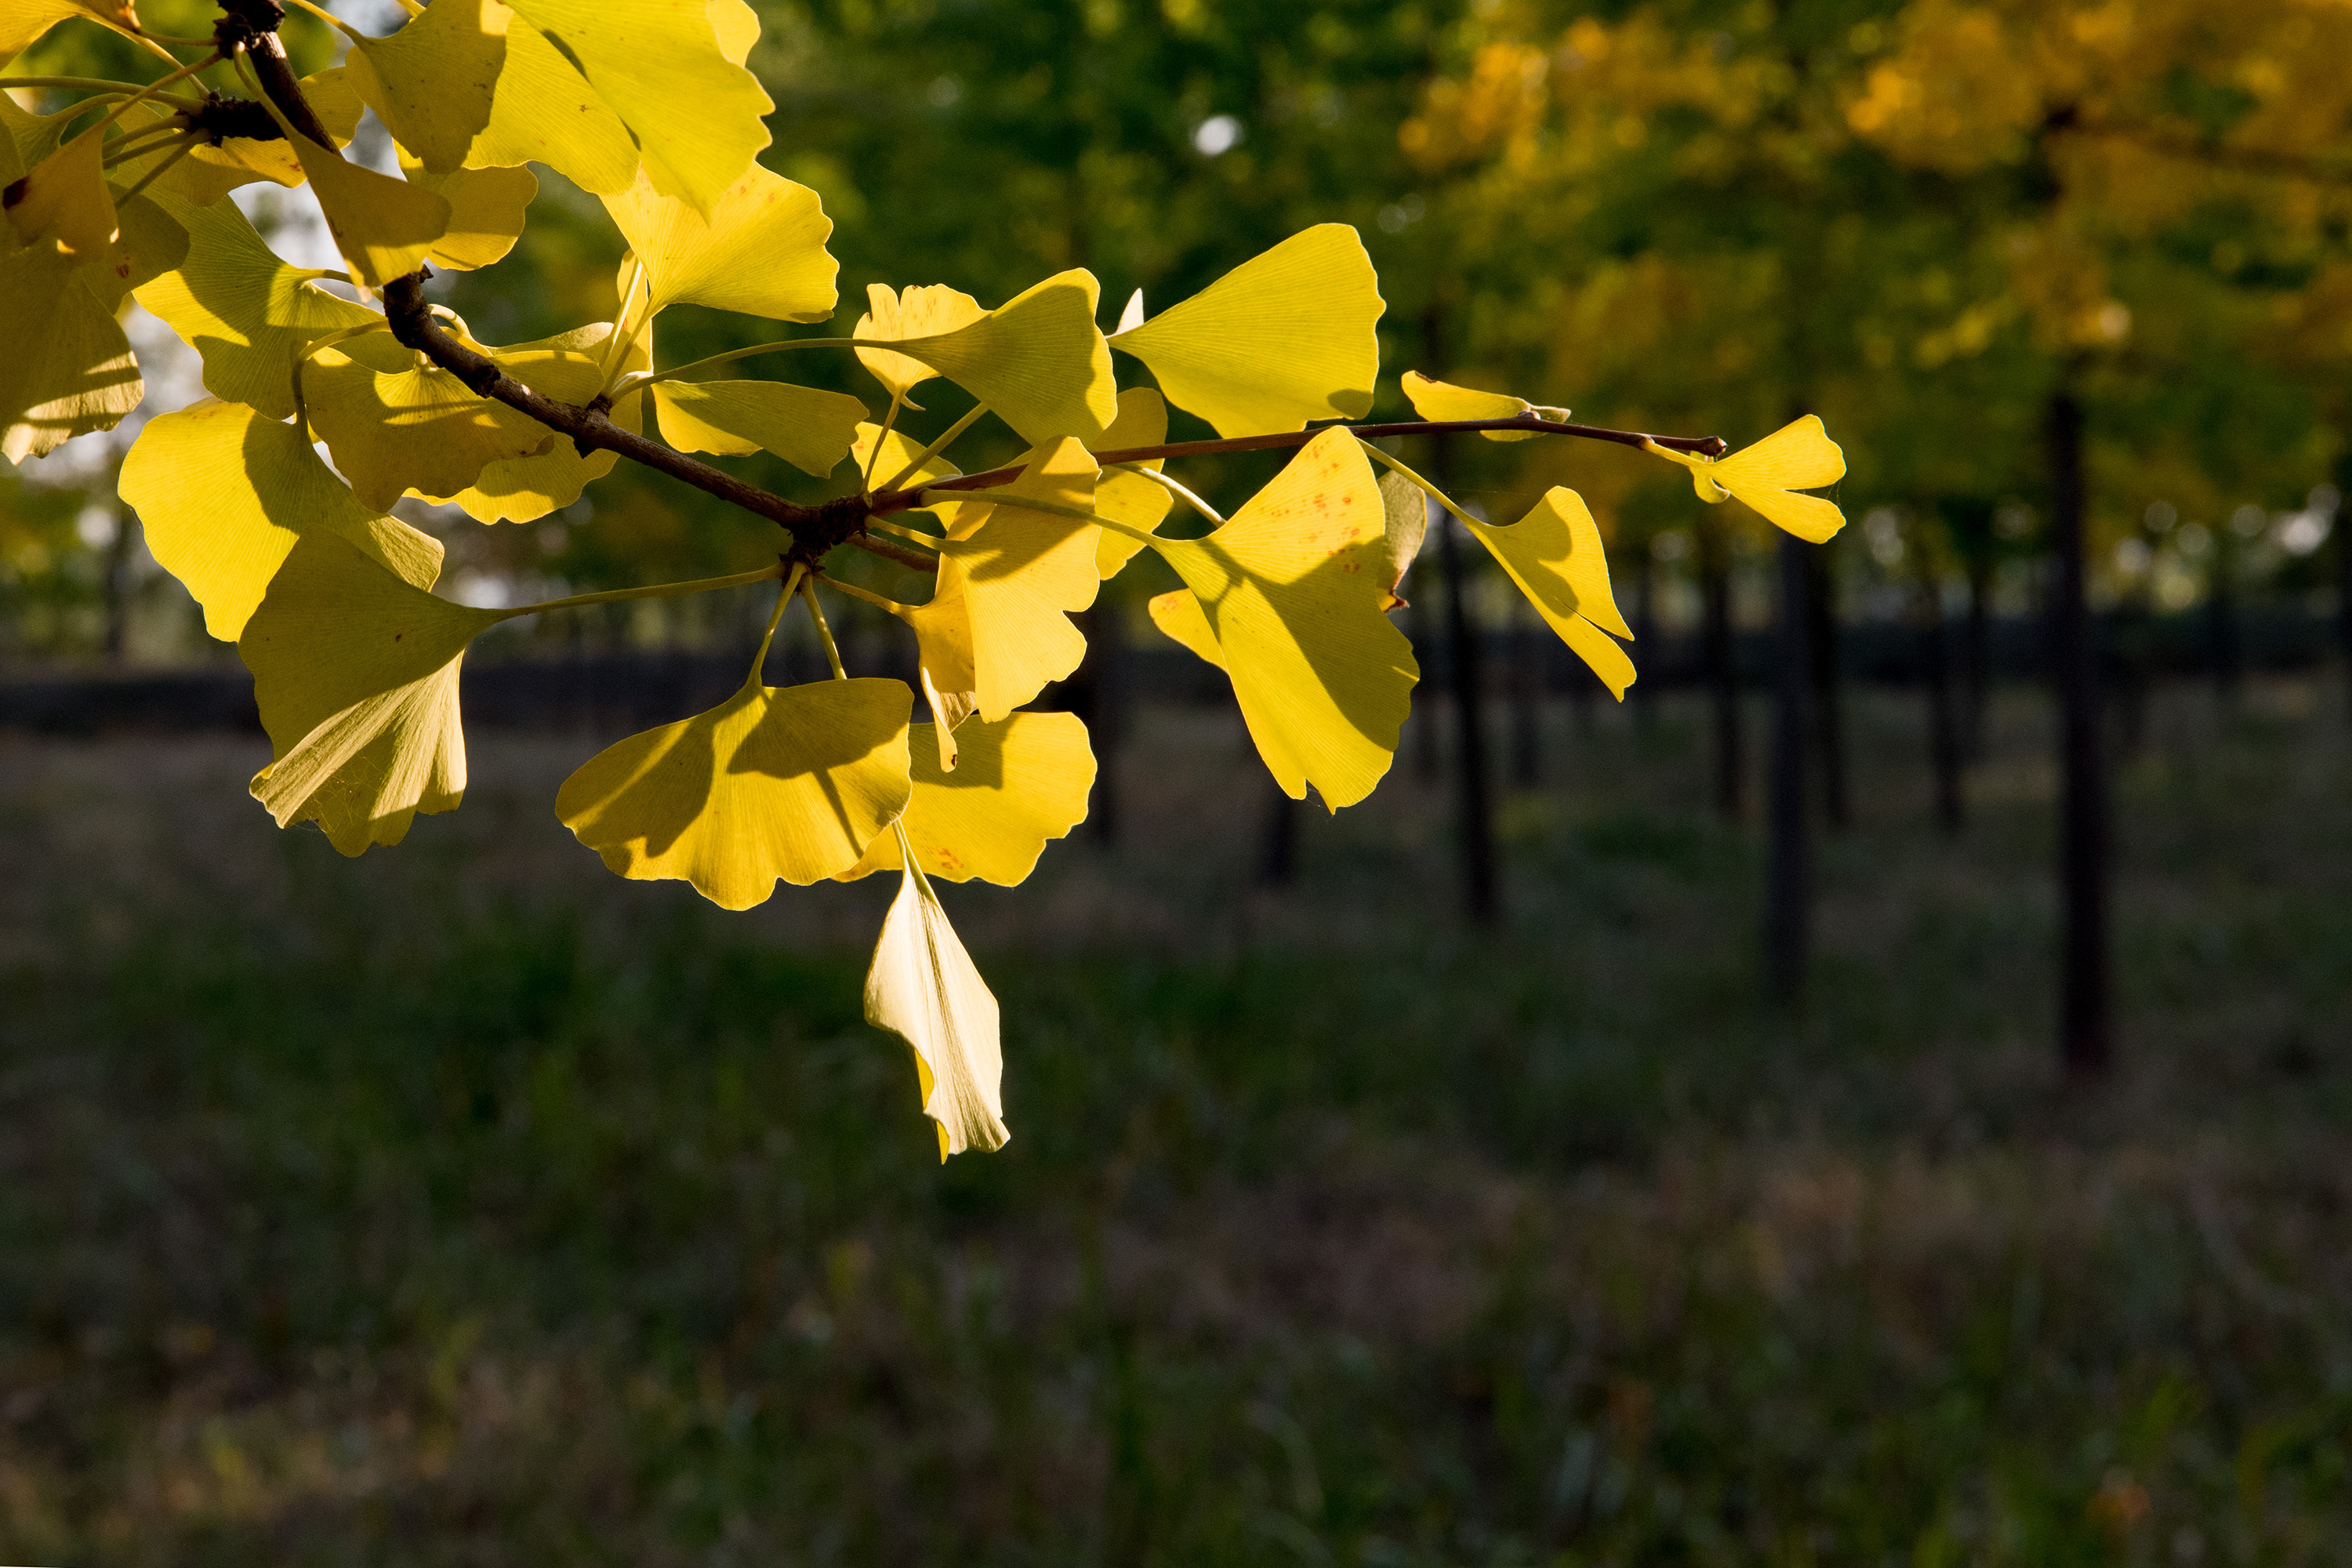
xmin=2 ymin=678 xmax=2348 ymax=1566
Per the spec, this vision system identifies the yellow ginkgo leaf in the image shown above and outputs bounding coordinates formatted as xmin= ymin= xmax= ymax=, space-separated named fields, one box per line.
xmin=462 ymin=12 xmax=637 ymax=193
xmin=0 ymin=238 xmax=141 ymax=463
xmin=711 ymin=0 xmax=757 ymax=62
xmin=132 ymin=188 xmax=381 ymax=420
xmin=78 ymin=187 xmax=184 ymax=314
xmin=5 ymin=123 xmax=114 ymax=259
xmin=887 ymin=269 xmax=1116 ymax=446
xmin=933 ymin=438 xmax=1101 ymax=720
xmin=120 ymin=397 xmax=441 ymax=641
xmin=1146 ymin=588 xmax=1223 ymax=669
xmin=865 ymin=851 xmax=1008 ymax=1160
xmin=341 ymin=0 xmax=506 ymax=173
xmin=888 ymin=588 xmax=978 ymax=769
xmin=240 ymin=532 xmax=507 ymax=855
xmin=1465 ymin=488 xmax=1635 ymax=699
xmin=397 ymin=154 xmax=535 ymax=271
xmin=855 ymin=282 xmax=985 ymax=402
xmin=0 ymin=0 xmax=140 ymax=60
xmin=556 ymin=676 xmax=913 ymax=909
xmin=837 ymin=713 xmax=1095 ymax=886
xmin=295 ymin=66 xmax=368 ymax=149
xmin=602 ymin=160 xmax=834 ymax=323
xmin=306 ymin=326 xmax=607 ymax=510
xmin=0 ymin=82 xmax=59 ymax=178
xmin=1149 ymin=428 xmax=1415 ymax=809
xmin=503 ymin=0 xmax=771 ymax=214
xmin=852 ymin=419 xmax=959 ymax=494
xmin=430 ymin=322 xmax=646 ymax=523
xmin=1399 ymin=368 xmax=1563 ymax=442
xmin=1110 ymin=224 xmax=1381 ymax=438
xmin=653 ymin=379 xmax=868 ymax=477
xmin=1093 ymin=386 xmax=1173 ymax=578
xmin=288 ymin=131 xmax=451 ymax=289
xmin=1376 ymin=468 xmax=1425 ymax=609
xmin=1644 ymin=415 xmax=1847 ymax=543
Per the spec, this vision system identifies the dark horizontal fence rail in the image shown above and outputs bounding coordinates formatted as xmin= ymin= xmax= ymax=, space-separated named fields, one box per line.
xmin=1 ymin=602 xmax=2341 ymax=739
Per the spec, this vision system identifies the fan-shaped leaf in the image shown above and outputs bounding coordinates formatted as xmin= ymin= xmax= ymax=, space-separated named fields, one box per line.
xmin=342 ymin=0 xmax=506 ymax=174
xmin=0 ymin=0 xmax=141 ymax=60
xmin=932 ymin=438 xmax=1100 ymax=721
xmin=504 ymin=0 xmax=771 ymax=213
xmin=887 ymin=270 xmax=1116 ymax=445
xmin=0 ymin=238 xmax=141 ymax=462
xmin=837 ymin=712 xmax=1094 ymax=886
xmin=1465 ymin=488 xmax=1635 ymax=699
xmin=556 ymin=676 xmax=913 ymax=909
xmin=865 ymin=856 xmax=1007 ymax=1159
xmin=1646 ymin=416 xmax=1847 ymax=543
xmin=306 ymin=326 xmax=608 ymax=510
xmin=1400 ymin=368 xmax=1555 ymax=441
xmin=654 ymin=379 xmax=867 ymax=477
xmin=121 ymin=398 xmax=441 ymax=640
xmin=855 ymin=282 xmax=985 ymax=401
xmin=1110 ymin=224 xmax=1381 ymax=437
xmin=1147 ymin=428 xmax=1415 ymax=808
xmin=603 ymin=160 xmax=834 ymax=323
xmin=241 ymin=532 xmax=506 ymax=855
xmin=132 ymin=188 xmax=380 ymax=420
xmin=5 ymin=122 xmax=113 ymax=259
xmin=463 ymin=12 xmax=637 ymax=192
xmin=430 ymin=321 xmax=645 ymax=523
xmin=399 ymin=154 xmax=535 ymax=271
xmin=288 ymin=131 xmax=450 ymax=289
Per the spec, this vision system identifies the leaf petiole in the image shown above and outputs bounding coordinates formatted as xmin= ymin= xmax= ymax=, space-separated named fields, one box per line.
xmin=109 ymin=136 xmax=198 ymax=203
xmin=815 ymin=574 xmax=912 ymax=615
xmin=877 ymin=403 xmax=985 ymax=495
xmin=1108 ymin=462 xmax=1221 ymax=526
xmin=744 ymin=564 xmax=805 ymax=688
xmin=1353 ymin=440 xmax=1479 ymax=532
xmin=800 ymin=575 xmax=849 ymax=679
xmin=861 ymin=390 xmax=904 ymax=491
xmin=502 ymin=564 xmax=787 ymax=621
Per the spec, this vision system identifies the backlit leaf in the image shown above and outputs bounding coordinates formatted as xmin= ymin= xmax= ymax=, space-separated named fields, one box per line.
xmin=307 ymin=326 xmax=608 ymax=511
xmin=1465 ymin=488 xmax=1635 ymax=699
xmin=132 ymin=187 xmax=380 ymax=420
xmin=1148 ymin=428 xmax=1415 ymax=809
xmin=1111 ymin=224 xmax=1381 ymax=437
xmin=120 ymin=397 xmax=441 ymax=641
xmin=654 ymin=379 xmax=867 ymax=477
xmin=398 ymin=154 xmax=535 ymax=271
xmin=463 ymin=12 xmax=637 ymax=192
xmin=432 ymin=321 xmax=646 ymax=524
xmin=0 ymin=0 xmax=141 ymax=60
xmin=1376 ymin=468 xmax=1425 ymax=608
xmin=887 ymin=270 xmax=1116 ymax=445
xmin=932 ymin=437 xmax=1100 ymax=721
xmin=865 ymin=854 xmax=1008 ymax=1159
xmin=1645 ymin=415 xmax=1847 ymax=543
xmin=1400 ymin=368 xmax=1555 ymax=441
xmin=1146 ymin=588 xmax=1222 ymax=669
xmin=5 ymin=122 xmax=114 ymax=259
xmin=241 ymin=532 xmax=506 ymax=855
xmin=837 ymin=712 xmax=1094 ymax=885
xmin=288 ymin=131 xmax=450 ymax=289
xmin=603 ymin=160 xmax=834 ymax=322
xmin=503 ymin=0 xmax=772 ymax=214
xmin=1093 ymin=386 xmax=1172 ymax=578
xmin=855 ymin=282 xmax=984 ymax=401
xmin=0 ymin=238 xmax=141 ymax=462
xmin=556 ymin=676 xmax=913 ymax=909
xmin=342 ymin=0 xmax=506 ymax=174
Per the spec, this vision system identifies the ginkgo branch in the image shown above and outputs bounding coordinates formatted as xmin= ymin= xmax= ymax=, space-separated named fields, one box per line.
xmin=501 ymin=564 xmax=789 ymax=619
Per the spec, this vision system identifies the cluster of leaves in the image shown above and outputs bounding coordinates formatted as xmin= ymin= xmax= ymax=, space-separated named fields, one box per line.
xmin=0 ymin=0 xmax=1846 ymax=1158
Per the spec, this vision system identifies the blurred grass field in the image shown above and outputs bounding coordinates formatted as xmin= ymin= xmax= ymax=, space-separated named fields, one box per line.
xmin=3 ymin=677 xmax=2351 ymax=1566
